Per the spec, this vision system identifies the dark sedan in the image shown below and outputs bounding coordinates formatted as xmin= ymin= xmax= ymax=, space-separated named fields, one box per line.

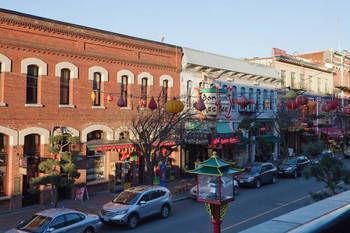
xmin=237 ymin=162 xmax=277 ymax=188
xmin=278 ymin=156 xmax=310 ymax=178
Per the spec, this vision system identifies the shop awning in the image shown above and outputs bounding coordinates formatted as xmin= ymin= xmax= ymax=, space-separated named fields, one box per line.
xmin=256 ymin=135 xmax=280 ymax=143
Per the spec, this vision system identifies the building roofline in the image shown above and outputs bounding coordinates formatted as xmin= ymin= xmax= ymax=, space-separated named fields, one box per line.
xmin=0 ymin=8 xmax=179 ymax=49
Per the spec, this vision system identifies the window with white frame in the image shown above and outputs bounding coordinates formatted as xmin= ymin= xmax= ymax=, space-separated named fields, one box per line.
xmin=140 ymin=77 xmax=147 ymax=106
xmin=26 ymin=65 xmax=39 ymax=104
xmin=60 ymin=69 xmax=70 ymax=105
xmin=186 ymin=80 xmax=193 ymax=107
xmin=92 ymin=72 xmax=102 ymax=106
xmin=121 ymin=75 xmax=128 ymax=106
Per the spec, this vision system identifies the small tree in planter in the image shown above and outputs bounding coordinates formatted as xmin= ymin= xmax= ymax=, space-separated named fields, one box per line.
xmin=31 ymin=131 xmax=80 ymax=207
xmin=303 ymin=156 xmax=350 ymax=200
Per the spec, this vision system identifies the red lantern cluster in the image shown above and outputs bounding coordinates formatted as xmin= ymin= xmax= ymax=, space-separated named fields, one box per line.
xmin=287 ymin=100 xmax=298 ymax=110
xmin=321 ymin=99 xmax=338 ymax=112
xmin=296 ymin=95 xmax=308 ymax=106
xmin=237 ymin=96 xmax=249 ymax=108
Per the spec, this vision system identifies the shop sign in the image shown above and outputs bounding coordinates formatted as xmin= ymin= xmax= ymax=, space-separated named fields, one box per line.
xmin=212 ymin=137 xmax=238 ymax=145
xmin=201 ymin=88 xmax=229 ymax=120
xmin=96 ymin=144 xmax=135 ymax=152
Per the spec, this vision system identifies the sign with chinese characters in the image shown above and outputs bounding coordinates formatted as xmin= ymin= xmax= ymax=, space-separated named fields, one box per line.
xmin=201 ymin=88 xmax=229 ymax=120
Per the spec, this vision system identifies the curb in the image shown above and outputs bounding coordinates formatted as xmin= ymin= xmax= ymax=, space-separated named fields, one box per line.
xmin=173 ymin=194 xmax=191 ymax=203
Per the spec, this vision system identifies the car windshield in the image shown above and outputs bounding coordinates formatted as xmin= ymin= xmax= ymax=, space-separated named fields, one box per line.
xmin=248 ymin=165 xmax=261 ymax=174
xmin=17 ymin=214 xmax=52 ymax=233
xmin=283 ymin=158 xmax=297 ymax=165
xmin=112 ymin=191 xmax=142 ymax=205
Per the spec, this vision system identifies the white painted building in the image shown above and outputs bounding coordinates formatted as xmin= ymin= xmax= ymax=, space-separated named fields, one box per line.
xmin=181 ymin=48 xmax=281 ymax=168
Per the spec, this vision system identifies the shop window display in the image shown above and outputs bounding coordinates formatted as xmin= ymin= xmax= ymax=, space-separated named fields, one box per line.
xmin=86 ymin=154 xmax=105 ymax=182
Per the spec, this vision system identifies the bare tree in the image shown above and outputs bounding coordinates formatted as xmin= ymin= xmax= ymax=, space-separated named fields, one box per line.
xmin=130 ymin=107 xmax=192 ymax=184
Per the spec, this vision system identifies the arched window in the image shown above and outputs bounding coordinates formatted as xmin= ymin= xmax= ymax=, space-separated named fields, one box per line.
xmin=26 ymin=65 xmax=39 ymax=104
xmin=233 ymin=86 xmax=237 ymax=110
xmin=60 ymin=69 xmax=70 ymax=105
xmin=256 ymin=89 xmax=261 ymax=110
xmin=162 ymin=79 xmax=169 ymax=104
xmin=141 ymin=77 xmax=148 ymax=105
xmin=0 ymin=133 xmax=8 ymax=197
xmin=186 ymin=80 xmax=193 ymax=107
xmin=248 ymin=88 xmax=254 ymax=110
xmin=121 ymin=75 xmax=128 ymax=106
xmin=92 ymin=72 xmax=101 ymax=106
xmin=270 ymin=90 xmax=274 ymax=110
xmin=263 ymin=90 xmax=268 ymax=110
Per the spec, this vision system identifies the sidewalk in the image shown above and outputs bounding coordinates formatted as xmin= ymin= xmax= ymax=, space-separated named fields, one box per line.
xmin=0 ymin=179 xmax=193 ymax=231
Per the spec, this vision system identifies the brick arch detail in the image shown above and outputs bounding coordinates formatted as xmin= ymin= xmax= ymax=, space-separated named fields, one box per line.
xmin=160 ymin=74 xmax=174 ymax=87
xmin=0 ymin=126 xmax=18 ymax=146
xmin=117 ymin=69 xmax=135 ymax=84
xmin=20 ymin=57 xmax=48 ymax=76
xmin=88 ymin=66 xmax=108 ymax=82
xmin=19 ymin=127 xmax=50 ymax=145
xmin=0 ymin=53 xmax=11 ymax=72
xmin=55 ymin=62 xmax=79 ymax=79
xmin=81 ymin=124 xmax=114 ymax=142
xmin=114 ymin=126 xmax=134 ymax=140
xmin=137 ymin=72 xmax=154 ymax=86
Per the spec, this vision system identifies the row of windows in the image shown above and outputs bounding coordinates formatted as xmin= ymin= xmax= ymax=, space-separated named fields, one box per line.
xmin=0 ymin=62 xmax=172 ymax=107
xmin=185 ymin=80 xmax=276 ymax=111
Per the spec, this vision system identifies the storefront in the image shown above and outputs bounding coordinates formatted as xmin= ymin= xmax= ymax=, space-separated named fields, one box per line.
xmin=0 ymin=133 xmax=8 ymax=197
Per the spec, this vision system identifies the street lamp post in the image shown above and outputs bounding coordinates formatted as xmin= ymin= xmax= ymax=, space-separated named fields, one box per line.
xmin=187 ymin=153 xmax=240 ymax=233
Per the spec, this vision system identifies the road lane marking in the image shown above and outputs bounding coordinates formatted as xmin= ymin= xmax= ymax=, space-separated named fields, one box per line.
xmin=222 ymin=194 xmax=310 ymax=232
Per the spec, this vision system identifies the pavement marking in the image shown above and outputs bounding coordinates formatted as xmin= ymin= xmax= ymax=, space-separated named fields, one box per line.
xmin=222 ymin=194 xmax=310 ymax=232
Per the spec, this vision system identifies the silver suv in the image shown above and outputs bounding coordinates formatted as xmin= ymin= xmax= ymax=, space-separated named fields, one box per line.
xmin=99 ymin=185 xmax=172 ymax=229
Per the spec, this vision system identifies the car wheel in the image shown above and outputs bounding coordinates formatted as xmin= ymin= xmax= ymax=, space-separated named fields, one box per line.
xmin=271 ymin=175 xmax=277 ymax=184
xmin=83 ymin=227 xmax=95 ymax=233
xmin=161 ymin=204 xmax=171 ymax=218
xmin=127 ymin=214 xmax=139 ymax=229
xmin=255 ymin=179 xmax=261 ymax=188
xmin=293 ymin=171 xmax=297 ymax=179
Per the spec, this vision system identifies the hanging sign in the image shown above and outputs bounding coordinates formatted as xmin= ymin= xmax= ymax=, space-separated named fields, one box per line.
xmin=96 ymin=144 xmax=135 ymax=152
xmin=212 ymin=137 xmax=238 ymax=145
xmin=201 ymin=87 xmax=229 ymax=120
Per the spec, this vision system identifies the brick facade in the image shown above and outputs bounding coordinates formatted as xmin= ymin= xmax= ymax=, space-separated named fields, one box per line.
xmin=0 ymin=9 xmax=182 ymax=210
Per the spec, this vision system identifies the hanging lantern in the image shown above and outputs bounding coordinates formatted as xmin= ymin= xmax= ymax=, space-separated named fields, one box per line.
xmin=343 ymin=105 xmax=350 ymax=115
xmin=90 ymin=91 xmax=96 ymax=101
xmin=307 ymin=101 xmax=317 ymax=111
xmin=321 ymin=103 xmax=331 ymax=112
xmin=193 ymin=97 xmax=206 ymax=111
xmin=301 ymin=105 xmax=308 ymax=114
xmin=238 ymin=96 xmax=249 ymax=108
xmin=329 ymin=99 xmax=339 ymax=110
xmin=249 ymin=99 xmax=256 ymax=105
xmin=284 ymin=90 xmax=297 ymax=99
xmin=117 ymin=96 xmax=126 ymax=107
xmin=296 ymin=95 xmax=308 ymax=106
xmin=148 ymin=96 xmax=157 ymax=110
xmin=165 ymin=99 xmax=184 ymax=114
xmin=287 ymin=100 xmax=298 ymax=110
xmin=264 ymin=100 xmax=270 ymax=109
xmin=105 ymin=94 xmax=113 ymax=103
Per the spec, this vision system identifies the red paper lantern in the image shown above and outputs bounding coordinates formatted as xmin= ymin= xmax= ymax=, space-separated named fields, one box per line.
xmin=287 ymin=100 xmax=298 ymax=110
xmin=321 ymin=103 xmax=331 ymax=112
xmin=193 ymin=97 xmax=206 ymax=111
xmin=343 ymin=105 xmax=350 ymax=114
xmin=296 ymin=95 xmax=308 ymax=106
xmin=148 ymin=97 xmax=157 ymax=110
xmin=238 ymin=96 xmax=249 ymax=108
xmin=104 ymin=94 xmax=113 ymax=103
xmin=249 ymin=99 xmax=255 ymax=105
xmin=329 ymin=99 xmax=338 ymax=110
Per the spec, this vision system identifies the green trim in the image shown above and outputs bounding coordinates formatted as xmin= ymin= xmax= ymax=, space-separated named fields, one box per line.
xmin=200 ymin=88 xmax=227 ymax=94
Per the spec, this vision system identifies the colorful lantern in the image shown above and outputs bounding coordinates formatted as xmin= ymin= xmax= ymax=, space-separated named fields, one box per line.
xmin=117 ymin=96 xmax=126 ymax=107
xmin=328 ymin=99 xmax=339 ymax=110
xmin=193 ymin=97 xmax=206 ymax=111
xmin=148 ymin=96 xmax=157 ymax=110
xmin=238 ymin=96 xmax=249 ymax=108
xmin=321 ymin=103 xmax=331 ymax=112
xmin=287 ymin=100 xmax=298 ymax=110
xmin=104 ymin=94 xmax=113 ymax=103
xmin=307 ymin=101 xmax=317 ymax=111
xmin=90 ymin=91 xmax=96 ymax=101
xmin=296 ymin=95 xmax=308 ymax=106
xmin=249 ymin=99 xmax=256 ymax=105
xmin=165 ymin=99 xmax=184 ymax=114
xmin=343 ymin=105 xmax=350 ymax=115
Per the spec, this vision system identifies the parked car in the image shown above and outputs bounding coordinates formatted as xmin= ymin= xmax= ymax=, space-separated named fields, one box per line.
xmin=190 ymin=176 xmax=239 ymax=199
xmin=99 ymin=185 xmax=172 ymax=229
xmin=6 ymin=208 xmax=101 ymax=233
xmin=278 ymin=156 xmax=310 ymax=178
xmin=237 ymin=162 xmax=277 ymax=188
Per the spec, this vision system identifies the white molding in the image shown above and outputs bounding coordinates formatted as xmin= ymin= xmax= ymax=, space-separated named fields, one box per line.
xmin=0 ymin=53 xmax=11 ymax=72
xmin=117 ymin=69 xmax=135 ymax=84
xmin=53 ymin=126 xmax=79 ymax=137
xmin=88 ymin=66 xmax=108 ymax=82
xmin=0 ymin=126 xmax=18 ymax=146
xmin=160 ymin=74 xmax=174 ymax=87
xmin=55 ymin=62 xmax=78 ymax=79
xmin=137 ymin=72 xmax=154 ymax=85
xmin=114 ymin=126 xmax=134 ymax=140
xmin=21 ymin=58 xmax=48 ymax=76
xmin=19 ymin=127 xmax=50 ymax=145
xmin=81 ymin=124 xmax=114 ymax=143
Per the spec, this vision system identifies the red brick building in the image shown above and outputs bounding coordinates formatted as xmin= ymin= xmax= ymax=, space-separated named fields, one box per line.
xmin=0 ymin=9 xmax=181 ymax=210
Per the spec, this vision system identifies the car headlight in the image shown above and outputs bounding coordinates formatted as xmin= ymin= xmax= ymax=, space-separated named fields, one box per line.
xmin=114 ymin=209 xmax=128 ymax=215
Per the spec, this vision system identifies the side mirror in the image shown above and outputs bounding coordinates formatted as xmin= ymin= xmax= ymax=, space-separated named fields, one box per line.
xmin=46 ymin=228 xmax=55 ymax=233
xmin=17 ymin=220 xmax=25 ymax=227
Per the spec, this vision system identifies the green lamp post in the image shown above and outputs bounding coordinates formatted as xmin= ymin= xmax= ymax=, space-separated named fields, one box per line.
xmin=187 ymin=152 xmax=240 ymax=233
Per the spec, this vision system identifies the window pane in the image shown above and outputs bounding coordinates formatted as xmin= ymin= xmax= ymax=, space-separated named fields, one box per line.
xmin=162 ymin=80 xmax=168 ymax=104
xmin=65 ymin=213 xmax=82 ymax=226
xmin=93 ymin=72 xmax=101 ymax=106
xmin=0 ymin=133 xmax=7 ymax=197
xmin=26 ymin=65 xmax=38 ymax=104
xmin=60 ymin=69 xmax=70 ymax=105
xmin=121 ymin=76 xmax=128 ymax=106
xmin=141 ymin=78 xmax=147 ymax=104
xmin=50 ymin=215 xmax=66 ymax=230
xmin=186 ymin=80 xmax=193 ymax=107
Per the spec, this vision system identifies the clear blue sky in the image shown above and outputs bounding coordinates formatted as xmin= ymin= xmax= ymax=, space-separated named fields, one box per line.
xmin=0 ymin=0 xmax=349 ymax=58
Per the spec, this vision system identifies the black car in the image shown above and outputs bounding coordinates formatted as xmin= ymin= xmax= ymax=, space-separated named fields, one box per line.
xmin=237 ymin=162 xmax=277 ymax=188
xmin=278 ymin=156 xmax=310 ymax=178
xmin=312 ymin=150 xmax=335 ymax=164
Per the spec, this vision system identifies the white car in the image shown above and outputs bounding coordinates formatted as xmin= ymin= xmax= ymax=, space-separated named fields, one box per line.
xmin=190 ymin=176 xmax=239 ymax=199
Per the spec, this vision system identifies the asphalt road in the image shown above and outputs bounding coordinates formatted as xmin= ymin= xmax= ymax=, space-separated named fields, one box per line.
xmin=100 ymin=177 xmax=324 ymax=233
